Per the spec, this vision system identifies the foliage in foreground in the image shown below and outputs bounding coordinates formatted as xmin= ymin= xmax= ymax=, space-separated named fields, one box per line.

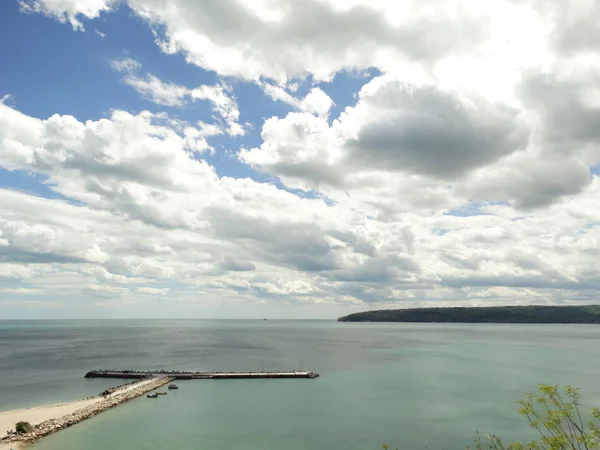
xmin=15 ymin=421 xmax=33 ymax=434
xmin=472 ymin=385 xmax=600 ymax=449
xmin=383 ymin=385 xmax=600 ymax=450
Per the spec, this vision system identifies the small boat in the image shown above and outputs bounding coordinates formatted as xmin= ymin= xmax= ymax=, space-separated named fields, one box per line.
xmin=168 ymin=384 xmax=179 ymax=390
xmin=156 ymin=391 xmax=167 ymax=395
xmin=147 ymin=393 xmax=158 ymax=398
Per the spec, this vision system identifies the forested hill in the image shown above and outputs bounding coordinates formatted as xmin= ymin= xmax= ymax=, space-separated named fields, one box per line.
xmin=337 ymin=305 xmax=600 ymax=323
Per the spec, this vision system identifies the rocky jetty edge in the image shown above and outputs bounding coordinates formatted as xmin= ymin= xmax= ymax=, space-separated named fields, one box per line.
xmin=0 ymin=376 xmax=174 ymax=448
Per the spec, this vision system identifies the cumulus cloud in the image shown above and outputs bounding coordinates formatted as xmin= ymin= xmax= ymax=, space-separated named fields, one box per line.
xmin=261 ymin=83 xmax=334 ymax=118
xmin=456 ymin=56 xmax=600 ymax=209
xmin=19 ymin=0 xmax=115 ymax=31
xmin=241 ymin=76 xmax=528 ymax=190
xmin=345 ymin=81 xmax=527 ymax=178
xmin=0 ymin=106 xmax=409 ymax=311
xmin=21 ymin=0 xmax=519 ymax=82
xmin=110 ymin=58 xmax=244 ymax=134
xmin=124 ymin=74 xmax=190 ymax=107
xmin=534 ymin=0 xmax=600 ymax=55
xmin=0 ymin=103 xmax=219 ymax=226
xmin=518 ymin=62 xmax=600 ymax=166
xmin=6 ymin=0 xmax=600 ymax=316
xmin=20 ymin=1 xmax=596 ymax=85
xmin=190 ymin=84 xmax=244 ymax=136
xmin=127 ymin=0 xmax=498 ymax=81
xmin=461 ymin=152 xmax=591 ymax=209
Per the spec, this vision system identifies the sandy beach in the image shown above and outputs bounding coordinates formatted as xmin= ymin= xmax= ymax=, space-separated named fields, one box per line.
xmin=0 ymin=398 xmax=101 ymax=439
xmin=0 ymin=378 xmax=160 ymax=444
xmin=0 ymin=443 xmax=22 ymax=450
xmin=0 ymin=442 xmax=24 ymax=450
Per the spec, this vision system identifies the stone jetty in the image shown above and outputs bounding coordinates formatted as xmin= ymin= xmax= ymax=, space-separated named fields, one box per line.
xmin=85 ymin=369 xmax=320 ymax=379
xmin=0 ymin=376 xmax=174 ymax=447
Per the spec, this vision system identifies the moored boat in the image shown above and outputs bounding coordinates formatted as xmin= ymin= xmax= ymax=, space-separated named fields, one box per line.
xmin=168 ymin=384 xmax=179 ymax=389
xmin=147 ymin=393 xmax=158 ymax=398
xmin=156 ymin=391 xmax=167 ymax=395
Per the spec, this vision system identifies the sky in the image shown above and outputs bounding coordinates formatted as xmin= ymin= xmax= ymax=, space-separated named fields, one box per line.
xmin=1 ymin=0 xmax=600 ymax=319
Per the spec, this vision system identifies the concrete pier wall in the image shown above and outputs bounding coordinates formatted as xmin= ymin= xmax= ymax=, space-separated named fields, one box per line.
xmin=85 ymin=370 xmax=319 ymax=379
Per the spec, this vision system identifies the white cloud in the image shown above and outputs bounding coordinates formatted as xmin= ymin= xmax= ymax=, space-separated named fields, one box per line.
xmin=111 ymin=58 xmax=189 ymax=107
xmin=136 ymin=286 xmax=170 ymax=295
xmin=0 ymin=263 xmax=45 ymax=280
xmin=241 ymin=75 xmax=527 ymax=192
xmin=125 ymin=0 xmax=501 ymax=82
xmin=261 ymin=83 xmax=334 ymax=118
xmin=18 ymin=1 xmax=595 ymax=92
xmin=124 ymin=74 xmax=190 ymax=107
xmin=7 ymin=0 xmax=600 ymax=316
xmin=183 ymin=121 xmax=224 ymax=154
xmin=19 ymin=0 xmax=115 ymax=31
xmin=300 ymin=88 xmax=334 ymax=118
xmin=191 ymin=84 xmax=244 ymax=136
xmin=0 ymin=94 xmax=14 ymax=105
xmin=20 ymin=0 xmax=508 ymax=81
xmin=110 ymin=57 xmax=141 ymax=73
xmin=109 ymin=59 xmax=244 ymax=135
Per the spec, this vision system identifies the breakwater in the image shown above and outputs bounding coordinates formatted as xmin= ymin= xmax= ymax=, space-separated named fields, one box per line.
xmin=99 ymin=377 xmax=150 ymax=397
xmin=85 ymin=370 xmax=319 ymax=379
xmin=0 ymin=377 xmax=174 ymax=447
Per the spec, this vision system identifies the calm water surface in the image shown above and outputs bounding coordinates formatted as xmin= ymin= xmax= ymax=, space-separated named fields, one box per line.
xmin=1 ymin=320 xmax=599 ymax=449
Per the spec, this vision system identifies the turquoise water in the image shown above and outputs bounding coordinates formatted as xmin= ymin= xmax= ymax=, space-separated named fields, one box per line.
xmin=1 ymin=320 xmax=600 ymax=449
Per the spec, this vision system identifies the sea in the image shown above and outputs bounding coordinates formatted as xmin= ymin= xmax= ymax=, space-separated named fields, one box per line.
xmin=1 ymin=320 xmax=600 ymax=450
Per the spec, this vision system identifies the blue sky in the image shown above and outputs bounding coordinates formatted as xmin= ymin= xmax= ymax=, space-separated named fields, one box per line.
xmin=1 ymin=0 xmax=600 ymax=318
xmin=0 ymin=0 xmax=381 ymax=190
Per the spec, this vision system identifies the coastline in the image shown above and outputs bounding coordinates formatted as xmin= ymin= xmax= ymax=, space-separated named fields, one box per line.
xmin=0 ymin=377 xmax=173 ymax=448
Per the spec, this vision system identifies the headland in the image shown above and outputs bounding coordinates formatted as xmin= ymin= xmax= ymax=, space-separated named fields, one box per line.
xmin=338 ymin=305 xmax=600 ymax=323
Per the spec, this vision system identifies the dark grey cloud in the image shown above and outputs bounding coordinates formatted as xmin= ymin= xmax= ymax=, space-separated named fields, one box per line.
xmin=519 ymin=71 xmax=600 ymax=150
xmin=0 ymin=249 xmax=84 ymax=264
xmin=533 ymin=1 xmax=600 ymax=55
xmin=513 ymin=161 xmax=591 ymax=210
xmin=441 ymin=275 xmax=600 ymax=291
xmin=331 ymin=255 xmax=420 ymax=283
xmin=346 ymin=84 xmax=528 ymax=179
xmin=441 ymin=253 xmax=481 ymax=271
xmin=329 ymin=230 xmax=377 ymax=257
xmin=220 ymin=257 xmax=256 ymax=272
xmin=263 ymin=160 xmax=344 ymax=189
xmin=243 ymin=79 xmax=529 ymax=196
xmin=206 ymin=207 xmax=342 ymax=272
xmin=504 ymin=70 xmax=598 ymax=208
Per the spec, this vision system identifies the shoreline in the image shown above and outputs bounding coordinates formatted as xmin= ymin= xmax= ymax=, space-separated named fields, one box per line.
xmin=0 ymin=377 xmax=173 ymax=448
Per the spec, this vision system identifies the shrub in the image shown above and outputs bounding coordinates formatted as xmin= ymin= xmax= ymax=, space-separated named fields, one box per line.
xmin=15 ymin=421 xmax=33 ymax=434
